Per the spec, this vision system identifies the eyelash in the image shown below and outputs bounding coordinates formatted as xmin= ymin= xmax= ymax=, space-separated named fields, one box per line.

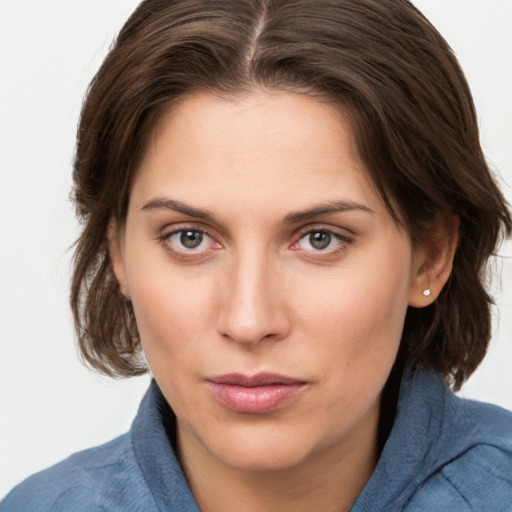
xmin=158 ymin=226 xmax=220 ymax=261
xmin=157 ymin=225 xmax=354 ymax=261
xmin=291 ymin=227 xmax=353 ymax=257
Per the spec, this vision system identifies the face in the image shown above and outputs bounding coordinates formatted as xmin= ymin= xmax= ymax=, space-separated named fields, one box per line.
xmin=112 ymin=91 xmax=428 ymax=473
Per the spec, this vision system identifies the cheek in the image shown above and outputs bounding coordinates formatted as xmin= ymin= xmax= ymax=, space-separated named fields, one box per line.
xmin=305 ymin=291 xmax=406 ymax=383
xmin=299 ymin=261 xmax=409 ymax=349
xmin=301 ymin=283 xmax=408 ymax=438
xmin=296 ymin=247 xmax=412 ymax=391
xmin=126 ymin=259 xmax=218 ymax=367
xmin=128 ymin=268 xmax=221 ymax=418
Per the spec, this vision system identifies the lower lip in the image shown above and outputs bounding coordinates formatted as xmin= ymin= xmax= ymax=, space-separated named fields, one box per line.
xmin=207 ymin=382 xmax=305 ymax=413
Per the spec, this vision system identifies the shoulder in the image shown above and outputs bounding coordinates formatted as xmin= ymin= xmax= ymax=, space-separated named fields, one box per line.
xmin=0 ymin=434 xmax=157 ymax=512
xmin=406 ymin=443 xmax=512 ymax=511
xmin=407 ymin=397 xmax=512 ymax=511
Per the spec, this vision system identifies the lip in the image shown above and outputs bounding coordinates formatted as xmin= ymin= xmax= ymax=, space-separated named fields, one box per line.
xmin=207 ymin=373 xmax=307 ymax=414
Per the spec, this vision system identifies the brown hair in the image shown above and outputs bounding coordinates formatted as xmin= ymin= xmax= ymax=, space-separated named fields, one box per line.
xmin=71 ymin=0 xmax=511 ymax=389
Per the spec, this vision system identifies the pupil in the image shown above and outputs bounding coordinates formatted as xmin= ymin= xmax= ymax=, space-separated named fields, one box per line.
xmin=310 ymin=232 xmax=331 ymax=249
xmin=180 ymin=231 xmax=203 ymax=249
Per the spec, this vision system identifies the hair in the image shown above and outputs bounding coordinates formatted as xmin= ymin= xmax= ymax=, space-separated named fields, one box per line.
xmin=71 ymin=0 xmax=511 ymax=390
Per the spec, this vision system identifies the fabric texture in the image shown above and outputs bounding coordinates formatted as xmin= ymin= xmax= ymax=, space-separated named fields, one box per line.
xmin=2 ymin=370 xmax=511 ymax=511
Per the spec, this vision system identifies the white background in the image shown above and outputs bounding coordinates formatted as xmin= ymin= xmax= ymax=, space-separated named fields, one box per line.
xmin=1 ymin=0 xmax=511 ymax=498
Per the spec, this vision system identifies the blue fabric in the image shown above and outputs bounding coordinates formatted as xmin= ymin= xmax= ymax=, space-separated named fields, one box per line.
xmin=351 ymin=370 xmax=512 ymax=511
xmin=2 ymin=370 xmax=511 ymax=511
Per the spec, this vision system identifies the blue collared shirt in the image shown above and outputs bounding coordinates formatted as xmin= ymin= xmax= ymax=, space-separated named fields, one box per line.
xmin=2 ymin=370 xmax=511 ymax=511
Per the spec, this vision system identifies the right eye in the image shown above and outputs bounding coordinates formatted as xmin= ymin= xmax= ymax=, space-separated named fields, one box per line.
xmin=163 ymin=229 xmax=215 ymax=251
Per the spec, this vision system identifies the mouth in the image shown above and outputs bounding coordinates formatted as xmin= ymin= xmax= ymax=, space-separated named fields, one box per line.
xmin=206 ymin=373 xmax=307 ymax=414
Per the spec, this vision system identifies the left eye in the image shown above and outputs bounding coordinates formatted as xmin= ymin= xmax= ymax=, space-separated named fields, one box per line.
xmin=298 ymin=231 xmax=342 ymax=251
xmin=167 ymin=229 xmax=213 ymax=250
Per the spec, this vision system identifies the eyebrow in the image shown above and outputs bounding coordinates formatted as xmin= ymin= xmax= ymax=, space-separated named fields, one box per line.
xmin=283 ymin=201 xmax=374 ymax=224
xmin=141 ymin=197 xmax=374 ymax=224
xmin=142 ymin=198 xmax=218 ymax=222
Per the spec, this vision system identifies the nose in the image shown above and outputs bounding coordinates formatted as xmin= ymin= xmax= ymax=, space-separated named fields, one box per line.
xmin=216 ymin=252 xmax=290 ymax=346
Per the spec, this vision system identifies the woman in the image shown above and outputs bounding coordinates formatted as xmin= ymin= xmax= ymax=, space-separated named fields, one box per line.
xmin=2 ymin=0 xmax=511 ymax=510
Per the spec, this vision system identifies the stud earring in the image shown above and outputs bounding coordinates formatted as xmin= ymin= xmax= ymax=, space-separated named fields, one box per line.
xmin=422 ymin=289 xmax=431 ymax=297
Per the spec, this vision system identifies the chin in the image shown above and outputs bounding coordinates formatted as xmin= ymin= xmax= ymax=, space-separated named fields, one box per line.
xmin=198 ymin=422 xmax=321 ymax=472
xmin=216 ymin=443 xmax=312 ymax=473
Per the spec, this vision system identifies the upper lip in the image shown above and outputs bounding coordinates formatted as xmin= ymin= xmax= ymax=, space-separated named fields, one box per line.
xmin=207 ymin=373 xmax=305 ymax=387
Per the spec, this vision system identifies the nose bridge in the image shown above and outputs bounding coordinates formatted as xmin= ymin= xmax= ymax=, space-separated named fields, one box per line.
xmin=218 ymin=246 xmax=285 ymax=345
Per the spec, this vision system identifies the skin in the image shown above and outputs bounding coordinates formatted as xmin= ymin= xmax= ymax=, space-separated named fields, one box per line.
xmin=111 ymin=91 xmax=456 ymax=512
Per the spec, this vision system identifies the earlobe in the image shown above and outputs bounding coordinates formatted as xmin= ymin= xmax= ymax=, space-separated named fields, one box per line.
xmin=108 ymin=219 xmax=130 ymax=300
xmin=408 ymin=213 xmax=459 ymax=308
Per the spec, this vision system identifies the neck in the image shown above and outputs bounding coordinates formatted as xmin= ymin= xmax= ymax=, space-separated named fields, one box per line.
xmin=177 ymin=404 xmax=380 ymax=512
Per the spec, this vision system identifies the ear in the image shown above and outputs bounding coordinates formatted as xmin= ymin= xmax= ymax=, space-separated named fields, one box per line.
xmin=108 ymin=219 xmax=130 ymax=300
xmin=408 ymin=212 xmax=459 ymax=308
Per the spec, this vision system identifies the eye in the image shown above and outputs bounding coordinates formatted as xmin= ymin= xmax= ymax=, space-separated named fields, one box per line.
xmin=164 ymin=229 xmax=216 ymax=252
xmin=295 ymin=229 xmax=351 ymax=252
xmin=303 ymin=231 xmax=333 ymax=250
xmin=177 ymin=230 xmax=205 ymax=249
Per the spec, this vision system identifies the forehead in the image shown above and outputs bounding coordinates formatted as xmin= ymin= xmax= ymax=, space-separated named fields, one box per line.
xmin=133 ymin=91 xmax=384 ymax=208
